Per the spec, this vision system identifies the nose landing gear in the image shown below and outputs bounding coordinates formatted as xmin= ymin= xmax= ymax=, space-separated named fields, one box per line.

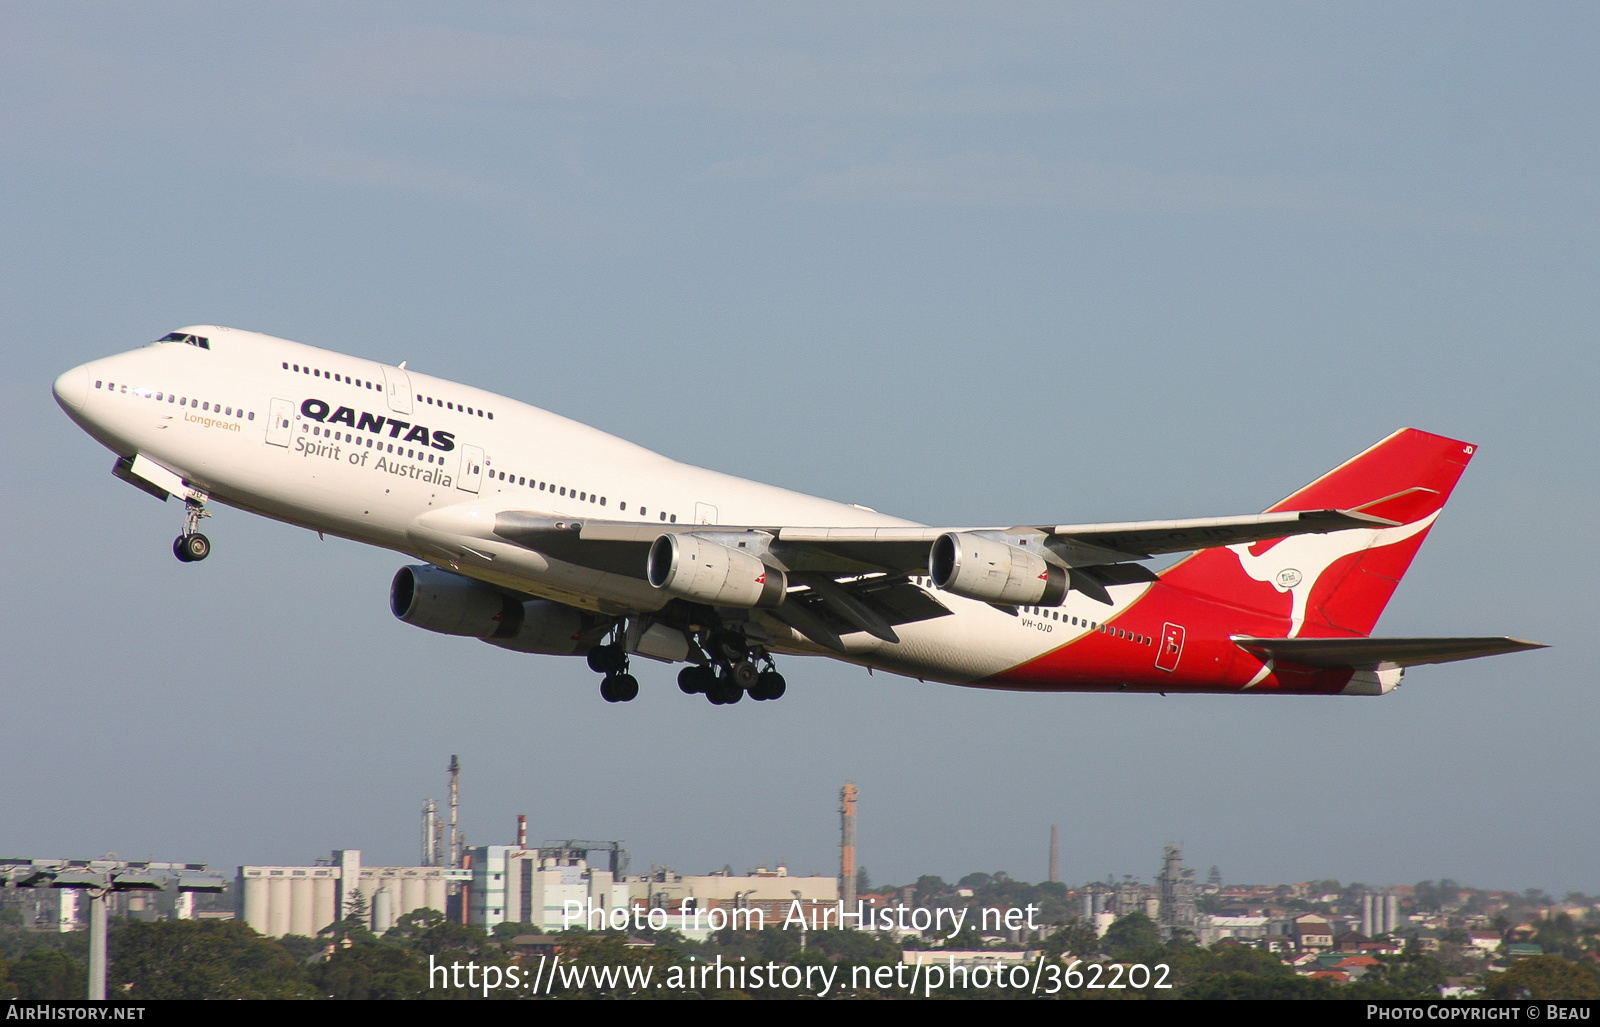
xmin=173 ymin=496 xmax=212 ymax=563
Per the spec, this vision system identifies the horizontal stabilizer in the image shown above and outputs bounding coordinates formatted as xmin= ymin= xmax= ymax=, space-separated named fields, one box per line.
xmin=1231 ymin=635 xmax=1547 ymax=669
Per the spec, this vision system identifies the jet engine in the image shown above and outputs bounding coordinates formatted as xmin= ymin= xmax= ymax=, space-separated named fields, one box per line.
xmin=929 ymin=532 xmax=1068 ymax=606
xmin=482 ymin=600 xmax=586 ymax=656
xmin=390 ymin=565 xmax=587 ymax=655
xmin=647 ymin=533 xmax=787 ymax=608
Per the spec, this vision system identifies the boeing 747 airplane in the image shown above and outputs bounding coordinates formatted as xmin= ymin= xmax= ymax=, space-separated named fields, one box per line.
xmin=53 ymin=326 xmax=1543 ymax=704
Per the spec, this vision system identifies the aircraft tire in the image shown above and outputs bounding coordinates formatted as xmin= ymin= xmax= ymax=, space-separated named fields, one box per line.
xmin=173 ymin=536 xmax=193 ymax=562
xmin=732 ymin=660 xmax=760 ymax=689
xmin=679 ymin=666 xmax=711 ymax=694
xmin=600 ymin=676 xmax=621 ymax=703
xmin=612 ymin=673 xmax=639 ymax=702
xmin=180 ymin=533 xmax=210 ymax=562
xmin=753 ymin=671 xmax=786 ymax=700
xmin=588 ymin=643 xmax=625 ymax=674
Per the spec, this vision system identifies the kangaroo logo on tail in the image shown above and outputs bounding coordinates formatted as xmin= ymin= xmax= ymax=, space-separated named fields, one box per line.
xmin=1227 ymin=512 xmax=1438 ymax=637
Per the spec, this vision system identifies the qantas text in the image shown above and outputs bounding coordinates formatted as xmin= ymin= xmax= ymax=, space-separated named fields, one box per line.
xmin=300 ymin=398 xmax=455 ymax=451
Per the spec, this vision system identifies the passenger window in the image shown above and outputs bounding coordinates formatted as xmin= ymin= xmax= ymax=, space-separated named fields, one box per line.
xmin=293 ymin=365 xmax=299 ymax=371
xmin=168 ymin=395 xmax=175 ymax=403
xmin=282 ymin=363 xmax=288 ymax=369
xmin=659 ymin=511 xmax=665 ymax=521
xmin=203 ymin=402 xmax=210 ymax=411
xmin=559 ymin=487 xmax=566 ymax=496
xmin=579 ymin=492 xmax=586 ymax=501
xmin=488 ymin=412 xmax=493 ymax=419
xmin=600 ymin=497 xmax=606 ymax=506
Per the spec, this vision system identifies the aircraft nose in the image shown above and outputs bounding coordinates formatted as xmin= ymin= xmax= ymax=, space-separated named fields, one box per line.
xmin=52 ymin=365 xmax=89 ymax=413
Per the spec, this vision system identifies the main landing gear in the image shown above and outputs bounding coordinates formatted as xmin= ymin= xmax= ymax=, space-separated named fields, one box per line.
xmin=676 ymin=631 xmax=786 ymax=705
xmin=173 ymin=496 xmax=211 ymax=563
xmin=586 ymin=626 xmax=788 ymax=705
xmin=587 ymin=642 xmax=639 ymax=703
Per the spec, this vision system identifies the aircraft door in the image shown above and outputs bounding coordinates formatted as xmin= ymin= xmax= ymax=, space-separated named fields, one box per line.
xmin=1155 ymin=622 xmax=1185 ymax=672
xmin=381 ymin=366 xmax=413 ymax=414
xmin=695 ymin=503 xmax=718 ymax=524
xmin=265 ymin=398 xmax=294 ymax=448
xmin=457 ymin=444 xmax=483 ymax=493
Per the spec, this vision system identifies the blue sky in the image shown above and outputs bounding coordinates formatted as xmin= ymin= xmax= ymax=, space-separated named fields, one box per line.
xmin=3 ymin=3 xmax=1597 ymax=895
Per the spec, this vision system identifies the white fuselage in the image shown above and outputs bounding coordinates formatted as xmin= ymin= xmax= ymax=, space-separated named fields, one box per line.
xmin=55 ymin=326 xmax=1134 ymax=685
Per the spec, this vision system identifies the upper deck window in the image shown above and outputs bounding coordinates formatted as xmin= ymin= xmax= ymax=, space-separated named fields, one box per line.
xmin=157 ymin=332 xmax=210 ymax=350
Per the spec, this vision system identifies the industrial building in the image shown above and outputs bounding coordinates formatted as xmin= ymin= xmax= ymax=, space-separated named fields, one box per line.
xmin=238 ymin=849 xmax=470 ymax=938
xmin=464 ymin=842 xmax=837 ymax=935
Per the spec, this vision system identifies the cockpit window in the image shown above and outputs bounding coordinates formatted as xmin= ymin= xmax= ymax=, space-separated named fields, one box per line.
xmin=157 ymin=332 xmax=210 ymax=350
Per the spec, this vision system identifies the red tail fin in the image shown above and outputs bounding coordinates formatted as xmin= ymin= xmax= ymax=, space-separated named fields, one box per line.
xmin=1159 ymin=429 xmax=1476 ymax=638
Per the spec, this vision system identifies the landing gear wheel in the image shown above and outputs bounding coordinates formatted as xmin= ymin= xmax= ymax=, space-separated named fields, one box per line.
xmin=732 ymin=660 xmax=760 ymax=690
xmin=600 ymin=676 xmax=620 ymax=702
xmin=176 ymin=533 xmax=210 ymax=562
xmin=751 ymin=671 xmax=786 ymax=701
xmin=610 ymin=673 xmax=639 ymax=702
xmin=173 ymin=536 xmax=192 ymax=562
xmin=587 ymin=643 xmax=626 ymax=674
xmin=679 ymin=665 xmax=713 ymax=695
xmin=705 ymin=670 xmax=744 ymax=705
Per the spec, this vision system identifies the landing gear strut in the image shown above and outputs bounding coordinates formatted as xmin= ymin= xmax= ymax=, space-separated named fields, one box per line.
xmin=587 ymin=640 xmax=639 ymax=703
xmin=173 ymin=496 xmax=211 ymax=563
xmin=688 ymin=629 xmax=786 ymax=704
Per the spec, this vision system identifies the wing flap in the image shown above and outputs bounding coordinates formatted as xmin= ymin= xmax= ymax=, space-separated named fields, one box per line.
xmin=1232 ymin=636 xmax=1547 ymax=669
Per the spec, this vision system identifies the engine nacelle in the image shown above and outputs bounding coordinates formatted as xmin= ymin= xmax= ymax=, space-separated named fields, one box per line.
xmin=483 ymin=600 xmax=586 ymax=656
xmin=391 ymin=564 xmax=521 ymax=637
xmin=647 ymin=533 xmax=786 ymax=608
xmin=929 ymin=532 xmax=1068 ymax=606
xmin=392 ymin=565 xmax=589 ymax=655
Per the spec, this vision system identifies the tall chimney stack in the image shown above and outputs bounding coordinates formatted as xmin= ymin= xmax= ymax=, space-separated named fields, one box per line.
xmin=422 ymin=799 xmax=438 ymax=865
xmin=448 ymin=755 xmax=461 ymax=868
xmin=1049 ymin=825 xmax=1059 ymax=883
xmin=840 ymin=782 xmax=858 ymax=912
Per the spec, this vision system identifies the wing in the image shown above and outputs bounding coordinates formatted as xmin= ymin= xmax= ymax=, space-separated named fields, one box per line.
xmin=507 ymin=507 xmax=1395 ymax=572
xmin=473 ymin=507 xmax=1394 ymax=651
xmin=1231 ymin=636 xmax=1548 ymax=669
